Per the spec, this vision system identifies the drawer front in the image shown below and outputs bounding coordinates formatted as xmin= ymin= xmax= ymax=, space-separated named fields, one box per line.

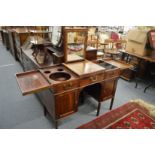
xmin=52 ymin=80 xmax=79 ymax=93
xmin=80 ymin=73 xmax=104 ymax=87
xmin=105 ymin=70 xmax=120 ymax=79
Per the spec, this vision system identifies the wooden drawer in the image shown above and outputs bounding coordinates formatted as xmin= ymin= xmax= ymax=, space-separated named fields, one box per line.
xmin=105 ymin=69 xmax=120 ymax=79
xmin=80 ymin=73 xmax=104 ymax=87
xmin=52 ymin=80 xmax=79 ymax=94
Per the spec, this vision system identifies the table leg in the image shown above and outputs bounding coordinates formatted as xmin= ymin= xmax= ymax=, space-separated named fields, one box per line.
xmin=96 ymin=101 xmax=101 ymax=116
xmin=110 ymin=97 xmax=114 ymax=110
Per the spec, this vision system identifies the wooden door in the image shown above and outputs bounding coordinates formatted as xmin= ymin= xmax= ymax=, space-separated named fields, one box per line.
xmin=101 ymin=79 xmax=118 ymax=101
xmin=55 ymin=90 xmax=78 ymax=119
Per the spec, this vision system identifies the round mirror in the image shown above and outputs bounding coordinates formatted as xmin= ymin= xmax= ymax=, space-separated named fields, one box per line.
xmin=50 ymin=26 xmax=62 ymax=47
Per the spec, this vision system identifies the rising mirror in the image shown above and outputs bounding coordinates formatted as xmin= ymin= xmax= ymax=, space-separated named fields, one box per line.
xmin=64 ymin=28 xmax=88 ymax=63
xmin=50 ymin=26 xmax=62 ymax=47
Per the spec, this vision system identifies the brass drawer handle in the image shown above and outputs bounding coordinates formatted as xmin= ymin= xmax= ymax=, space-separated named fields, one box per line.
xmin=109 ymin=72 xmax=114 ymax=76
xmin=63 ymin=82 xmax=73 ymax=90
xmin=90 ymin=76 xmax=97 ymax=82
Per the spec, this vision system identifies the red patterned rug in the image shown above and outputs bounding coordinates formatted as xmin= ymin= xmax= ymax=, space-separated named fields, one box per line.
xmin=77 ymin=100 xmax=155 ymax=129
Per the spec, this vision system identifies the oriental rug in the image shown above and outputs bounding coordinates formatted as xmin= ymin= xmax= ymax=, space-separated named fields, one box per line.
xmin=77 ymin=99 xmax=155 ymax=129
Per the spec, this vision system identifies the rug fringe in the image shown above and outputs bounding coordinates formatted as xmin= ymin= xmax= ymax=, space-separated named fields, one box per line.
xmin=130 ymin=99 xmax=155 ymax=117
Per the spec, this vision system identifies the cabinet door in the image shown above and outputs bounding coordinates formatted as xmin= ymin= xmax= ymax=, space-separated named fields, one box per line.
xmin=101 ymin=79 xmax=117 ymax=101
xmin=55 ymin=90 xmax=78 ymax=119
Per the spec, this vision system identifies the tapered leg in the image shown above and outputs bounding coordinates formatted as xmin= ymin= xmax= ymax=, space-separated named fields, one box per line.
xmin=43 ymin=106 xmax=47 ymax=116
xmin=96 ymin=102 xmax=101 ymax=116
xmin=144 ymin=83 xmax=152 ymax=93
xmin=110 ymin=98 xmax=114 ymax=110
xmin=55 ymin=120 xmax=58 ymax=129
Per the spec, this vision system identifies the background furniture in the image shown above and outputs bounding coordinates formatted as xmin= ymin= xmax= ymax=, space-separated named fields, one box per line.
xmin=13 ymin=27 xmax=51 ymax=63
xmin=144 ymin=63 xmax=155 ymax=93
xmin=85 ymin=46 xmax=97 ymax=60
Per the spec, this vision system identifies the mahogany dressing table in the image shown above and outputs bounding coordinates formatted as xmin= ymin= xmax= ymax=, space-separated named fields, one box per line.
xmin=15 ymin=27 xmax=120 ymax=128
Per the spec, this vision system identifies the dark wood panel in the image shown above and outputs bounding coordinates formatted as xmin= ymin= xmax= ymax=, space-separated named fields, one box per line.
xmin=100 ymin=78 xmax=118 ymax=101
xmin=55 ymin=90 xmax=78 ymax=119
xmin=85 ymin=49 xmax=97 ymax=60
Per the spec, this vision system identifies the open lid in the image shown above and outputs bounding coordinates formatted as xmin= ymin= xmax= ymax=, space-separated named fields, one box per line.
xmin=63 ymin=60 xmax=105 ymax=77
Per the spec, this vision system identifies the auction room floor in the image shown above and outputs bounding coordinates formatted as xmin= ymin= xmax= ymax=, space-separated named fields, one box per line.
xmin=0 ymin=41 xmax=155 ymax=129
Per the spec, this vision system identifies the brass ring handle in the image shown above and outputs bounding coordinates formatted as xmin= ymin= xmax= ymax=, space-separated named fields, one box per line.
xmin=63 ymin=82 xmax=73 ymax=90
xmin=109 ymin=72 xmax=114 ymax=76
xmin=90 ymin=76 xmax=97 ymax=82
